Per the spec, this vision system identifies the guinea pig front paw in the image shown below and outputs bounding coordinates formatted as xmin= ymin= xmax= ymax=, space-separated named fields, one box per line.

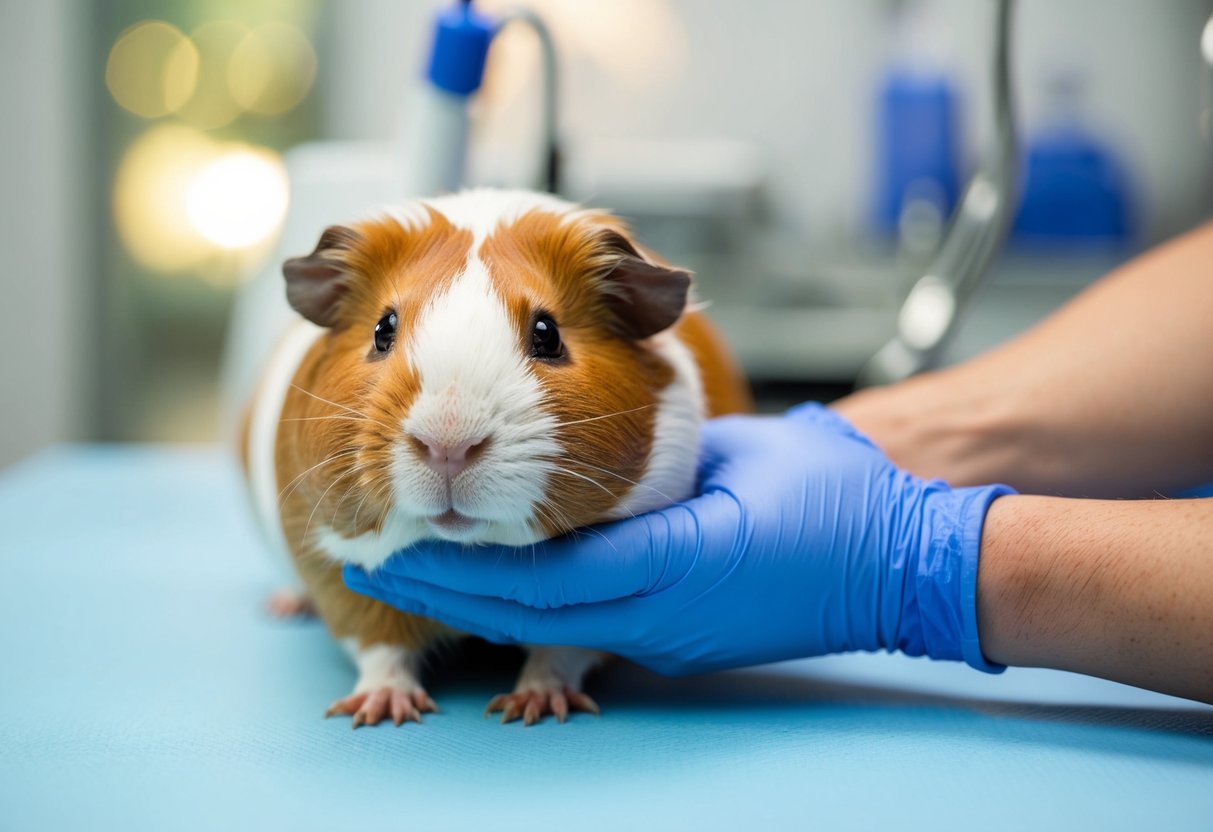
xmin=264 ymin=588 xmax=316 ymax=618
xmin=485 ymin=687 xmax=600 ymax=726
xmin=326 ymin=686 xmax=440 ymax=729
xmin=329 ymin=644 xmax=437 ymax=728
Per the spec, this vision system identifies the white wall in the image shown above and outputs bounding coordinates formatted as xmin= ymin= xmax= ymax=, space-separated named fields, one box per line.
xmin=0 ymin=1 xmax=87 ymax=468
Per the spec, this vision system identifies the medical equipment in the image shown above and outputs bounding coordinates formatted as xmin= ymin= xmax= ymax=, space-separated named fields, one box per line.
xmin=859 ymin=0 xmax=1017 ymax=386
xmin=399 ymin=0 xmax=560 ymax=197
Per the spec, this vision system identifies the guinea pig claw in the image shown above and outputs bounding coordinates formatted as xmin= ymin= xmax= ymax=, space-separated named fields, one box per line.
xmin=483 ymin=694 xmax=509 ymax=719
xmin=326 ymin=687 xmax=438 ymax=728
xmin=390 ymin=690 xmax=424 ymax=726
xmin=567 ymin=690 xmax=601 ymax=717
xmin=551 ymin=691 xmax=569 ymax=724
xmin=485 ymin=687 xmax=600 ymax=726
xmin=264 ymin=588 xmax=317 ymax=619
xmin=415 ymin=691 xmax=440 ymax=714
xmin=502 ymin=699 xmax=527 ymax=725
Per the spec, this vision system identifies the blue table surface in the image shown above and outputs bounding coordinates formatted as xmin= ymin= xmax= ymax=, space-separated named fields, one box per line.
xmin=1 ymin=445 xmax=1210 ymax=831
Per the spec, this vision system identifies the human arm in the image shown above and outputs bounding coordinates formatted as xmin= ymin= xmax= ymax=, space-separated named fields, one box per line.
xmin=978 ymin=494 xmax=1213 ymax=702
xmin=834 ymin=220 xmax=1213 ymax=497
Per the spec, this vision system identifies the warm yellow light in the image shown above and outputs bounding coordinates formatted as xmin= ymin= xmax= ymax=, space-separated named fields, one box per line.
xmin=106 ymin=21 xmax=199 ymax=118
xmin=186 ymin=148 xmax=289 ymax=250
xmin=114 ymin=127 xmax=288 ymax=273
xmin=176 ymin=21 xmax=248 ymax=130
xmin=228 ymin=22 xmax=318 ymax=116
xmin=113 ymin=125 xmax=218 ymax=272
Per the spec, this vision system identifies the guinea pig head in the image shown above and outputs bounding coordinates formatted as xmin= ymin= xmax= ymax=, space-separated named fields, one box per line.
xmin=281 ymin=197 xmax=698 ymax=569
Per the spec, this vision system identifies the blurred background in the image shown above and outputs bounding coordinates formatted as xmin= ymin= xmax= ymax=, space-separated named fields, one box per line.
xmin=2 ymin=0 xmax=1212 ymax=469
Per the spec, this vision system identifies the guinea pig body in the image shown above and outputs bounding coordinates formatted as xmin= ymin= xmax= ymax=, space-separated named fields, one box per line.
xmin=242 ymin=189 xmax=751 ymax=727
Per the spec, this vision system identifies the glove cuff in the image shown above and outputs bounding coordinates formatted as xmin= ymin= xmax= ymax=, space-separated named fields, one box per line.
xmin=912 ymin=482 xmax=1015 ymax=674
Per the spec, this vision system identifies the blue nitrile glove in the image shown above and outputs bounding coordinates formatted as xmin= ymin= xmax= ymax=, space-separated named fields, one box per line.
xmin=344 ymin=404 xmax=1013 ymax=676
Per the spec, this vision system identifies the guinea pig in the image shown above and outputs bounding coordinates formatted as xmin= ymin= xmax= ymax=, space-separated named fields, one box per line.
xmin=240 ymin=188 xmax=752 ymax=727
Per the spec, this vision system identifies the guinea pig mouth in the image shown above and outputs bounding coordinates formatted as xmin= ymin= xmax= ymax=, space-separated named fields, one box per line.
xmin=427 ymin=509 xmax=482 ymax=536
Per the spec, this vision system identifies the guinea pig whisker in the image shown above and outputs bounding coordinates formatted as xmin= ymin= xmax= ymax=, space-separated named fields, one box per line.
xmin=548 ymin=465 xmax=619 ymax=503
xmin=530 ymin=499 xmax=576 ymax=537
xmin=278 ymin=448 xmax=361 ymax=504
xmin=289 ymin=384 xmax=394 ymax=432
xmin=330 ymin=470 xmax=366 ymax=528
xmin=553 ymin=403 xmax=656 ymax=428
xmin=531 ymin=500 xmax=572 ymax=533
xmin=561 ymin=458 xmax=674 ymax=505
xmin=524 ymin=497 xmax=622 ymax=555
xmin=558 ymin=516 xmax=620 ymax=552
xmin=350 ymin=481 xmax=379 ymax=535
xmin=532 ymin=496 xmax=620 ymax=552
xmin=365 ymin=482 xmax=393 ymax=533
xmin=302 ymin=468 xmax=358 ymax=548
xmin=279 ymin=415 xmax=370 ymax=424
xmin=345 ymin=473 xmax=385 ymax=535
xmin=371 ymin=485 xmax=397 ymax=535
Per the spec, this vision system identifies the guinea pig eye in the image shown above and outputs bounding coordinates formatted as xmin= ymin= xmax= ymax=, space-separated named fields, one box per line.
xmin=373 ymin=312 xmax=398 ymax=354
xmin=531 ymin=315 xmax=563 ymax=359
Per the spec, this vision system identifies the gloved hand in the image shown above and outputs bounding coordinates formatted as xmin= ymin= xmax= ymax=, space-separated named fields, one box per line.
xmin=344 ymin=404 xmax=1012 ymax=676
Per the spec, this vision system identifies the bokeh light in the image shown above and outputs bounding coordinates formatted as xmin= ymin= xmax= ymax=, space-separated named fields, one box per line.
xmin=106 ymin=21 xmax=199 ymax=118
xmin=114 ymin=125 xmax=287 ymax=274
xmin=186 ymin=148 xmax=289 ymax=249
xmin=113 ymin=124 xmax=218 ymax=272
xmin=176 ymin=21 xmax=249 ymax=130
xmin=228 ymin=22 xmax=318 ymax=116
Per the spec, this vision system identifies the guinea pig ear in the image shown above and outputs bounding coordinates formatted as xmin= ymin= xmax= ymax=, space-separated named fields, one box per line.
xmin=282 ymin=225 xmax=362 ymax=328
xmin=596 ymin=230 xmax=692 ymax=340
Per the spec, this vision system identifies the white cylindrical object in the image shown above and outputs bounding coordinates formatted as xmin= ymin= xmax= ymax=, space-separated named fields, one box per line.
xmin=398 ymin=84 xmax=472 ymax=198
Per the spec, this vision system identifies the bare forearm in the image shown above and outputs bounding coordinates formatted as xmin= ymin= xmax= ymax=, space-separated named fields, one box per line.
xmin=837 ymin=221 xmax=1213 ymax=496
xmin=977 ymin=495 xmax=1213 ymax=703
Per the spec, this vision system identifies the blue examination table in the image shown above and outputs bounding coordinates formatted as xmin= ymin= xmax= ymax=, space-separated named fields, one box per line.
xmin=1 ymin=446 xmax=1210 ymax=830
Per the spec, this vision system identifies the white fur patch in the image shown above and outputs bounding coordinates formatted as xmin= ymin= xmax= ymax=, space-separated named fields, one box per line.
xmin=351 ymin=643 xmax=425 ymax=695
xmin=515 ymin=646 xmax=602 ymax=694
xmin=608 ymin=331 xmax=705 ymax=518
xmin=247 ymin=319 xmax=324 ymax=581
xmin=316 ymin=513 xmax=428 ymax=571
xmin=383 ymin=188 xmax=577 ymax=246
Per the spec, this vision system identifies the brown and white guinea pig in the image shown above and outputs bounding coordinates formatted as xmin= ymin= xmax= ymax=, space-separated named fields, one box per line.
xmin=240 ymin=188 xmax=752 ymax=728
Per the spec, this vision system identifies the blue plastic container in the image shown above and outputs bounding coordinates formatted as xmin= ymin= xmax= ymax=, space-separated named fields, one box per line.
xmin=873 ymin=69 xmax=961 ymax=233
xmin=1012 ymin=128 xmax=1134 ymax=245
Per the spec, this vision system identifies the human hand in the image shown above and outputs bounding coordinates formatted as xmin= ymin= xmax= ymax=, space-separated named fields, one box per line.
xmin=344 ymin=404 xmax=1012 ymax=675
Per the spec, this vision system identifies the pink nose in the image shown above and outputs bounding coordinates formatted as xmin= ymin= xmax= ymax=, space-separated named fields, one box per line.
xmin=411 ymin=434 xmax=490 ymax=479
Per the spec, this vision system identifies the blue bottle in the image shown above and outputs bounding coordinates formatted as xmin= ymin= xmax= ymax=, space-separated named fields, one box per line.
xmin=873 ymin=66 xmax=961 ymax=234
xmin=1012 ymin=73 xmax=1134 ymax=246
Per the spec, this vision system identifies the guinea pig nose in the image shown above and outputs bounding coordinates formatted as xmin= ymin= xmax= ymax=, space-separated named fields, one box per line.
xmin=411 ymin=433 xmax=490 ymax=479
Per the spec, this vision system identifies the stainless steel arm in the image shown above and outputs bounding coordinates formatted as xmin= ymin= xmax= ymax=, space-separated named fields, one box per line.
xmin=497 ymin=7 xmax=561 ymax=193
xmin=858 ymin=0 xmax=1017 ymax=387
